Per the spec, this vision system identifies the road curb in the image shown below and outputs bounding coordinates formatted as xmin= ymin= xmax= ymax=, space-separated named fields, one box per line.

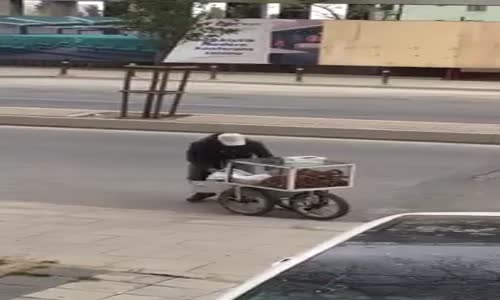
xmin=1 ymin=75 xmax=500 ymax=93
xmin=1 ymin=115 xmax=499 ymax=145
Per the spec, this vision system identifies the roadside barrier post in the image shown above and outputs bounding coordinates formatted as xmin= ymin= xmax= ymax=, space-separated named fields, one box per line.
xmin=59 ymin=60 xmax=70 ymax=76
xmin=381 ymin=70 xmax=391 ymax=85
xmin=296 ymin=67 xmax=304 ymax=82
xmin=129 ymin=63 xmax=137 ymax=77
xmin=209 ymin=65 xmax=218 ymax=80
xmin=120 ymin=65 xmax=198 ymax=119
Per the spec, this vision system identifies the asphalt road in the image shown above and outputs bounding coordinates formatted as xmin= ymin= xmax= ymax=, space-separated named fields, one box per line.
xmin=2 ymin=78 xmax=500 ymax=123
xmin=3 ymin=126 xmax=500 ymax=222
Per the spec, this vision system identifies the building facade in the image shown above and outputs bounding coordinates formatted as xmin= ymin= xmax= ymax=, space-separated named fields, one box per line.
xmin=225 ymin=2 xmax=311 ymax=18
xmin=4 ymin=0 xmax=500 ymax=21
xmin=0 ymin=0 xmax=77 ymax=16
xmin=0 ymin=0 xmax=23 ymax=15
xmin=401 ymin=4 xmax=500 ymax=20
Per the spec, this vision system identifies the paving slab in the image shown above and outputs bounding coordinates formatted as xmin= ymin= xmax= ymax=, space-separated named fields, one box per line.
xmin=0 ymin=201 xmax=359 ymax=283
xmin=103 ymin=295 xmax=164 ymax=300
xmin=127 ymin=285 xmax=210 ymax=299
xmin=0 ymin=200 xmax=360 ymax=300
xmin=157 ymin=278 xmax=235 ymax=292
xmin=26 ymin=287 xmax=114 ymax=300
xmin=93 ymin=273 xmax=167 ymax=285
xmin=108 ymin=257 xmax=218 ymax=278
xmin=0 ymin=284 xmax=41 ymax=300
xmin=0 ymin=275 xmax=71 ymax=288
xmin=0 ymin=264 xmax=109 ymax=300
xmin=56 ymin=280 xmax=145 ymax=294
xmin=194 ymin=291 xmax=227 ymax=300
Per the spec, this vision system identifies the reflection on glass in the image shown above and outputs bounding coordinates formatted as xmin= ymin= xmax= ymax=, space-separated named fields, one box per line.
xmin=236 ymin=216 xmax=500 ymax=300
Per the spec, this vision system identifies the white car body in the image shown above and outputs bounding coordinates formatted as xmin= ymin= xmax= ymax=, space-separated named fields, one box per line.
xmin=218 ymin=212 xmax=500 ymax=300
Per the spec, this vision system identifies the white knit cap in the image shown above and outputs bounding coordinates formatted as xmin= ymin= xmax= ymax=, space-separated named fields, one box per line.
xmin=217 ymin=133 xmax=246 ymax=146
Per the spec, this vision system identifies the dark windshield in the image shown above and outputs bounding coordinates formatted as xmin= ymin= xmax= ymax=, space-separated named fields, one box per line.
xmin=236 ymin=216 xmax=500 ymax=300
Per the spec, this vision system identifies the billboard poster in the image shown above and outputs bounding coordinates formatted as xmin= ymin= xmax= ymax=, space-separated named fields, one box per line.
xmin=165 ymin=18 xmax=323 ymax=65
xmin=165 ymin=19 xmax=271 ymax=64
xmin=167 ymin=19 xmax=500 ymax=68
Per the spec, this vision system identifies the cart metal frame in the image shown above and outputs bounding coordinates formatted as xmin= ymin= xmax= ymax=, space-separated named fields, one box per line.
xmin=225 ymin=159 xmax=356 ymax=193
xmin=190 ymin=159 xmax=355 ymax=200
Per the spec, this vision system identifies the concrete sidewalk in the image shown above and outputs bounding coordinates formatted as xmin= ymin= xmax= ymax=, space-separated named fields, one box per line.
xmin=2 ymin=66 xmax=500 ymax=92
xmin=0 ymin=201 xmax=359 ymax=300
xmin=1 ymin=107 xmax=500 ymax=145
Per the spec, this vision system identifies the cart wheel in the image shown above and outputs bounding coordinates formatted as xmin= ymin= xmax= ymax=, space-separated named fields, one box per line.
xmin=218 ymin=188 xmax=275 ymax=216
xmin=290 ymin=192 xmax=350 ymax=221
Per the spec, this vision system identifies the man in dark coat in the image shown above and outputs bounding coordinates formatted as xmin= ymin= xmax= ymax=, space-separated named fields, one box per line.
xmin=186 ymin=133 xmax=273 ymax=202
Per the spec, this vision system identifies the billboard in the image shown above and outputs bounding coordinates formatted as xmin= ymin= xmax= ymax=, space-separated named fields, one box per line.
xmin=165 ymin=19 xmax=323 ymax=65
xmin=165 ymin=19 xmax=271 ymax=64
xmin=166 ymin=19 xmax=500 ymax=68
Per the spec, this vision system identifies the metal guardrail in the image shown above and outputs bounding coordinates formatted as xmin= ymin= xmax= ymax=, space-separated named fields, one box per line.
xmin=120 ymin=64 xmax=199 ymax=119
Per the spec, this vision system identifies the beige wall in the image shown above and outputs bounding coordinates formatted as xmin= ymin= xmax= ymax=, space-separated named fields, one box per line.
xmin=456 ymin=22 xmax=500 ymax=68
xmin=319 ymin=20 xmax=500 ymax=68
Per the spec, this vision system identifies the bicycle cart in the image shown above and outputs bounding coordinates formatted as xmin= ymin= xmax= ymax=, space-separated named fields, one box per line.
xmin=190 ymin=156 xmax=355 ymax=221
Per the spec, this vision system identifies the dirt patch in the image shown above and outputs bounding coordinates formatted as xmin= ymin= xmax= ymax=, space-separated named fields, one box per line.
xmin=75 ymin=276 xmax=101 ymax=282
xmin=7 ymin=271 xmax=52 ymax=277
xmin=0 ymin=263 xmax=102 ymax=299
xmin=79 ymin=111 xmax=192 ymax=120
xmin=0 ymin=258 xmax=57 ymax=278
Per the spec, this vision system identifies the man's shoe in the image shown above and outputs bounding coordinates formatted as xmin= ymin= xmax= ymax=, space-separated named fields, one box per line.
xmin=186 ymin=193 xmax=216 ymax=203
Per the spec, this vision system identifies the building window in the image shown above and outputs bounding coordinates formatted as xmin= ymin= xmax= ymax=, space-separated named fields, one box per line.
xmin=467 ymin=5 xmax=487 ymax=12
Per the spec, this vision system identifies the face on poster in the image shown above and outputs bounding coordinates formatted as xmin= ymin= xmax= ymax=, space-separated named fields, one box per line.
xmin=269 ymin=19 xmax=323 ymax=65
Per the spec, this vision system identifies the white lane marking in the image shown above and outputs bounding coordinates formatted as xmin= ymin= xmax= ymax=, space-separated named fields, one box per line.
xmin=186 ymin=103 xmax=306 ymax=110
xmin=3 ymin=87 xmax=500 ymax=105
xmin=0 ymin=97 xmax=113 ymax=104
xmin=0 ymin=97 xmax=308 ymax=110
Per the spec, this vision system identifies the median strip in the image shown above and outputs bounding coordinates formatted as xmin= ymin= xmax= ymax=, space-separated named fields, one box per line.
xmin=1 ymin=107 xmax=500 ymax=145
